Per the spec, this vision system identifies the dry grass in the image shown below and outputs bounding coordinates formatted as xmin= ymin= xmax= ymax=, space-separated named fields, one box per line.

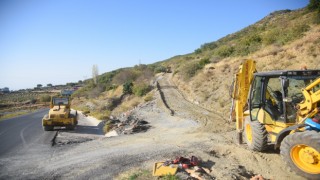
xmin=170 ymin=24 xmax=320 ymax=117
xmin=73 ymin=82 xmax=150 ymax=122
xmin=0 ymin=110 xmax=35 ymax=121
xmin=100 ymin=86 xmax=123 ymax=99
xmin=144 ymin=92 xmax=154 ymax=102
xmin=111 ymin=96 xmax=143 ymax=116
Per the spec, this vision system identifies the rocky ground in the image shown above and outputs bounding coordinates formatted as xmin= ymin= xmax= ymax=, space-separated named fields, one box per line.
xmin=0 ymin=74 xmax=305 ymax=180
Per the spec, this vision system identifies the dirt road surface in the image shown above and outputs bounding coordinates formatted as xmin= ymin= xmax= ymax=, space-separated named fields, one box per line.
xmin=0 ymin=74 xmax=304 ymax=180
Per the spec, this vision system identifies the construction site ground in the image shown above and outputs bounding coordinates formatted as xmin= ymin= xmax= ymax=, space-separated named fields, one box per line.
xmin=0 ymin=74 xmax=304 ymax=180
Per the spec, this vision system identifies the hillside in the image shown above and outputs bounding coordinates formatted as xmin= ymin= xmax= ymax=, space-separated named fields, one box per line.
xmin=72 ymin=6 xmax=320 ymax=128
xmin=159 ymin=7 xmax=320 ymax=122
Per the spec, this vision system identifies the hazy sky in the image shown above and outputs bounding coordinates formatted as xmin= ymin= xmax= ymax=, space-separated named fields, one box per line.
xmin=0 ymin=0 xmax=309 ymax=90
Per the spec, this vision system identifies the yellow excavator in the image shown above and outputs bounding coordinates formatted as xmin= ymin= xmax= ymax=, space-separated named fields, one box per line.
xmin=42 ymin=96 xmax=78 ymax=131
xmin=230 ymin=60 xmax=320 ymax=179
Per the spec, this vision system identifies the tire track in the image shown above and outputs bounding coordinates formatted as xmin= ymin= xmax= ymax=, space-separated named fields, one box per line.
xmin=157 ymin=73 xmax=232 ymax=132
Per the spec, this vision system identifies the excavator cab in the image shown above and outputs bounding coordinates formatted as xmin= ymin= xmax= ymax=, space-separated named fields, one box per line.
xmin=248 ymin=71 xmax=320 ymax=126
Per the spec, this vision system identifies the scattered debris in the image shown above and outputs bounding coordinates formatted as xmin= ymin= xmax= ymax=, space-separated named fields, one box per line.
xmin=55 ymin=134 xmax=93 ymax=146
xmin=153 ymin=156 xmax=214 ymax=180
xmin=105 ymin=114 xmax=151 ymax=137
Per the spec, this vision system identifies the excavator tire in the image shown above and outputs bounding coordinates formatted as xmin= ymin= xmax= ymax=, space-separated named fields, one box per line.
xmin=244 ymin=118 xmax=268 ymax=152
xmin=280 ymin=131 xmax=320 ymax=179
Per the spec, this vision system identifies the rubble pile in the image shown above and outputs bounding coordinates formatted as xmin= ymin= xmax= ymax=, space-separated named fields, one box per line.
xmin=105 ymin=114 xmax=151 ymax=137
xmin=153 ymin=156 xmax=214 ymax=180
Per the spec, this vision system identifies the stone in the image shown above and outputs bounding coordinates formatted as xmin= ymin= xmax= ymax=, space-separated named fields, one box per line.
xmin=105 ymin=130 xmax=119 ymax=137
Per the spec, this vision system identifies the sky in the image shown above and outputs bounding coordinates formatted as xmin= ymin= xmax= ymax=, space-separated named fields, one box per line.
xmin=0 ymin=0 xmax=309 ymax=90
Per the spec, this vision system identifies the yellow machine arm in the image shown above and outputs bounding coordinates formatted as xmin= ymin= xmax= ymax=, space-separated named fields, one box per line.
xmin=230 ymin=60 xmax=256 ymax=133
xmin=297 ymin=78 xmax=320 ymax=122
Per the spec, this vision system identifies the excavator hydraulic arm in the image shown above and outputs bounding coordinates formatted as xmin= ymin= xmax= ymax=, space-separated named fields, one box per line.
xmin=296 ymin=78 xmax=320 ymax=122
xmin=230 ymin=60 xmax=256 ymax=141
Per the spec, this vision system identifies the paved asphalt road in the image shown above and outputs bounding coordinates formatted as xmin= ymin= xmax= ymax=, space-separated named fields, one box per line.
xmin=0 ymin=109 xmax=56 ymax=158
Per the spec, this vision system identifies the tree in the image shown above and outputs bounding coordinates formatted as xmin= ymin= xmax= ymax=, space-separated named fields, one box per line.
xmin=66 ymin=82 xmax=76 ymax=87
xmin=92 ymin=64 xmax=99 ymax=85
xmin=308 ymin=0 xmax=320 ymax=11
xmin=37 ymin=84 xmax=42 ymax=89
xmin=47 ymin=84 xmax=53 ymax=87
xmin=123 ymin=81 xmax=133 ymax=94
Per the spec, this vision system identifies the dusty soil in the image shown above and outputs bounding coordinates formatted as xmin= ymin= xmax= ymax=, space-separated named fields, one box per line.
xmin=0 ymin=74 xmax=305 ymax=180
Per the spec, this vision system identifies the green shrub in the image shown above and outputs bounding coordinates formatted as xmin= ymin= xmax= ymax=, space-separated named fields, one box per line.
xmin=123 ymin=81 xmax=133 ymax=94
xmin=40 ymin=95 xmax=51 ymax=102
xmin=133 ymin=83 xmax=151 ymax=97
xmin=181 ymin=58 xmax=211 ymax=79
xmin=262 ymin=29 xmax=280 ymax=45
xmin=91 ymin=110 xmax=110 ymax=120
xmin=234 ymin=36 xmax=262 ymax=56
xmin=161 ymin=174 xmax=180 ymax=180
xmin=199 ymin=58 xmax=210 ymax=67
xmin=292 ymin=24 xmax=310 ymax=37
xmin=106 ymin=84 xmax=118 ymax=91
xmin=103 ymin=121 xmax=112 ymax=133
xmin=97 ymin=110 xmax=111 ymax=120
xmin=144 ymin=93 xmax=153 ymax=102
xmin=98 ymin=70 xmax=118 ymax=85
xmin=194 ymin=48 xmax=202 ymax=54
xmin=126 ymin=169 xmax=152 ymax=180
xmin=83 ymin=110 xmax=90 ymax=115
xmin=215 ymin=45 xmax=235 ymax=57
xmin=308 ymin=0 xmax=320 ymax=11
xmin=262 ymin=23 xmax=310 ymax=45
xmin=244 ymin=34 xmax=262 ymax=45
xmin=201 ymin=42 xmax=218 ymax=50
xmin=277 ymin=24 xmax=310 ymax=45
xmin=182 ymin=62 xmax=202 ymax=79
xmin=154 ymin=66 xmax=167 ymax=73
xmin=312 ymin=11 xmax=320 ymax=24
xmin=30 ymin=98 xmax=37 ymax=104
